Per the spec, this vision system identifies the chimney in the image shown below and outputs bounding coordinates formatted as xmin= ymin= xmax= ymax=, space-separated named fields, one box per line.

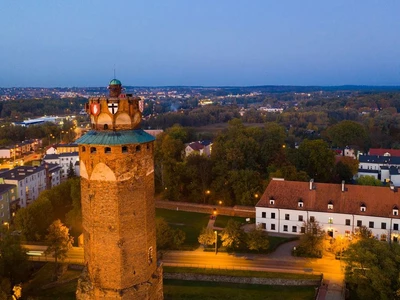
xmin=342 ymin=180 xmax=345 ymax=192
xmin=309 ymin=179 xmax=314 ymax=190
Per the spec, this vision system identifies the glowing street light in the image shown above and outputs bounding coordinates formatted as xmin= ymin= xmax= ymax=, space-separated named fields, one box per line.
xmin=218 ymin=200 xmax=222 ymax=205
xmin=3 ymin=222 xmax=9 ymax=231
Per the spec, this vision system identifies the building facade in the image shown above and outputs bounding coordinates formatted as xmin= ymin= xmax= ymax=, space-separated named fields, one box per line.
xmin=0 ymin=166 xmax=47 ymax=208
xmin=43 ymin=152 xmax=79 ymax=180
xmin=75 ymin=79 xmax=163 ymax=299
xmin=256 ymin=178 xmax=400 ymax=243
xmin=0 ymin=184 xmax=17 ymax=225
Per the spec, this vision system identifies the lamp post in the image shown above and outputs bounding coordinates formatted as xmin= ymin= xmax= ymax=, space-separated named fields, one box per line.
xmin=214 ymin=230 xmax=218 ymax=255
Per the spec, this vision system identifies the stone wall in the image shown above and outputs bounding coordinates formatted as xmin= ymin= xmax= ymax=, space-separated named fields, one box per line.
xmin=155 ymin=200 xmax=255 ymax=218
xmin=164 ymin=273 xmax=320 ymax=286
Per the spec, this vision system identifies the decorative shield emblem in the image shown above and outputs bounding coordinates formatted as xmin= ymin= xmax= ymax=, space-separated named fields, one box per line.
xmin=139 ymin=99 xmax=144 ymax=113
xmin=108 ymin=102 xmax=118 ymax=114
xmin=90 ymin=103 xmax=100 ymax=116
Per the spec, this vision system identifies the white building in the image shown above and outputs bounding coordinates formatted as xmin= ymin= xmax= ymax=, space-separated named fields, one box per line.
xmin=256 ymin=178 xmax=400 ymax=243
xmin=184 ymin=140 xmax=212 ymax=157
xmin=43 ymin=152 xmax=79 ymax=180
xmin=0 ymin=166 xmax=47 ymax=208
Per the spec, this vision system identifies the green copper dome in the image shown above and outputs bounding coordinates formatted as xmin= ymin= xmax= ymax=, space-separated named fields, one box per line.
xmin=109 ymin=79 xmax=121 ymax=85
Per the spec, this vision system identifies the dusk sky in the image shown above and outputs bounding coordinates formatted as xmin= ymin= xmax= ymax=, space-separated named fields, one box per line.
xmin=1 ymin=1 xmax=399 ymax=87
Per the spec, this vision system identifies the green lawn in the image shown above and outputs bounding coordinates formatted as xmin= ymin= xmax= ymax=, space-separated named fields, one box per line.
xmin=214 ymin=215 xmax=254 ymax=228
xmin=164 ymin=266 xmax=321 ymax=280
xmin=23 ymin=263 xmax=80 ymax=299
xmin=156 ymin=208 xmax=209 ymax=250
xmin=164 ymin=279 xmax=316 ymax=300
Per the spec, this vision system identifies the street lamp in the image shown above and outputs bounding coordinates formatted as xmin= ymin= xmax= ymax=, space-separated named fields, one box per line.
xmin=214 ymin=231 xmax=218 ymax=255
xmin=3 ymin=222 xmax=9 ymax=231
xmin=218 ymin=200 xmax=222 ymax=205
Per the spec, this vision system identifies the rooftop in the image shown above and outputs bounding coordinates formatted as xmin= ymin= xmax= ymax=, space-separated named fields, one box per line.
xmin=76 ymin=129 xmax=155 ymax=145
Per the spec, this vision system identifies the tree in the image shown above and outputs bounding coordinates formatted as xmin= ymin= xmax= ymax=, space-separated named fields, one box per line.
xmin=219 ymin=219 xmax=245 ymax=249
xmin=296 ymin=220 xmax=325 ymax=257
xmin=356 ymin=175 xmax=382 ymax=186
xmin=246 ymin=224 xmax=269 ymax=252
xmin=44 ymin=220 xmax=74 ymax=279
xmin=345 ymin=235 xmax=400 ymax=299
xmin=198 ymin=227 xmax=215 ymax=247
xmin=327 ymin=120 xmax=368 ymax=149
xmin=0 ymin=233 xmax=30 ymax=287
xmin=335 ymin=157 xmax=359 ymax=183
xmin=67 ymin=161 xmax=76 ymax=179
xmin=155 ymin=218 xmax=186 ymax=250
xmin=295 ymin=139 xmax=335 ymax=182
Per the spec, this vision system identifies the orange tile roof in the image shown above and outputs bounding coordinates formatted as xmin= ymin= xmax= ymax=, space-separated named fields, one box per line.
xmin=256 ymin=179 xmax=400 ymax=219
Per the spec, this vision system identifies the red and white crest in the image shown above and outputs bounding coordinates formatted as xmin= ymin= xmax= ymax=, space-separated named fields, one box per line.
xmin=90 ymin=103 xmax=101 ymax=116
xmin=139 ymin=99 xmax=145 ymax=113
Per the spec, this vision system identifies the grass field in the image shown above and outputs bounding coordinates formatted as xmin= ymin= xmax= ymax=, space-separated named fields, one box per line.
xmin=163 ymin=279 xmax=316 ymax=300
xmin=213 ymin=215 xmax=254 ymax=228
xmin=163 ymin=266 xmax=321 ymax=280
xmin=23 ymin=263 xmax=79 ymax=299
xmin=156 ymin=208 xmax=209 ymax=249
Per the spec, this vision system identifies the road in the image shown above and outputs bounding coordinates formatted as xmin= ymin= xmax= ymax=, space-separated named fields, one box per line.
xmin=24 ymin=245 xmax=341 ymax=277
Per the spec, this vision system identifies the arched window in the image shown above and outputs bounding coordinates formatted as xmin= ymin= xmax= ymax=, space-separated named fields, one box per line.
xmin=104 ymin=124 xmax=109 ymax=130
xmin=105 ymin=147 xmax=111 ymax=154
xmin=122 ymin=146 xmax=128 ymax=153
xmin=136 ymin=145 xmax=141 ymax=152
xmin=81 ymin=146 xmax=86 ymax=152
xmin=328 ymin=201 xmax=333 ymax=210
xmin=360 ymin=203 xmax=366 ymax=212
xmin=90 ymin=147 xmax=96 ymax=154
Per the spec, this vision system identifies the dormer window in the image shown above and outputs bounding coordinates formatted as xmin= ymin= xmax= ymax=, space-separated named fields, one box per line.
xmin=269 ymin=199 xmax=275 ymax=205
xmin=298 ymin=199 xmax=303 ymax=208
xmin=328 ymin=201 xmax=333 ymax=210
xmin=360 ymin=204 xmax=366 ymax=212
xmin=393 ymin=206 xmax=399 ymax=216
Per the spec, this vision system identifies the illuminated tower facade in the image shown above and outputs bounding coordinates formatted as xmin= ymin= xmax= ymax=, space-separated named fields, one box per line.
xmin=76 ymin=79 xmax=163 ymax=299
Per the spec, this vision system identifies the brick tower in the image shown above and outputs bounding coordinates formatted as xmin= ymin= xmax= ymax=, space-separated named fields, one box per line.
xmin=76 ymin=79 xmax=163 ymax=299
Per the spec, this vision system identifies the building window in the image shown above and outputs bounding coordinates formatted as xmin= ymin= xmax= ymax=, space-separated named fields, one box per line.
xmin=271 ymin=224 xmax=276 ymax=230
xmin=345 ymin=230 xmax=351 ymax=237
xmin=298 ymin=200 xmax=303 ymax=208
xmin=292 ymin=226 xmax=297 ymax=233
xmin=328 ymin=203 xmax=333 ymax=210
xmin=147 ymin=144 xmax=150 ymax=150
xmin=357 ymin=220 xmax=362 ymax=227
xmin=104 ymin=124 xmax=109 ymax=130
xmin=285 ymin=214 xmax=290 ymax=220
xmin=393 ymin=206 xmax=398 ymax=216
xmin=298 ymin=215 xmax=303 ymax=222
xmin=369 ymin=221 xmax=374 ymax=229
xmin=283 ymin=225 xmax=288 ymax=232
xmin=90 ymin=147 xmax=96 ymax=154
xmin=105 ymin=147 xmax=111 ymax=154
xmin=394 ymin=224 xmax=399 ymax=231
xmin=122 ymin=146 xmax=128 ymax=153
xmin=381 ymin=222 xmax=386 ymax=230
xmin=301 ymin=227 xmax=305 ymax=233
xmin=345 ymin=219 xmax=351 ymax=226
xmin=271 ymin=212 xmax=275 ymax=219
xmin=136 ymin=145 xmax=141 ymax=152
xmin=81 ymin=146 xmax=86 ymax=152
xmin=360 ymin=204 xmax=366 ymax=212
xmin=261 ymin=223 xmax=266 ymax=229
xmin=328 ymin=217 xmax=333 ymax=224
xmin=380 ymin=234 xmax=387 ymax=242
xmin=269 ymin=199 xmax=275 ymax=205
xmin=261 ymin=212 xmax=266 ymax=218
xmin=310 ymin=216 xmax=315 ymax=223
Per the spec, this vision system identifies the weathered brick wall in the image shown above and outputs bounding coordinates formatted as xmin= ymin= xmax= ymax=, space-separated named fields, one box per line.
xmin=78 ymin=140 xmax=163 ymax=299
xmin=155 ymin=200 xmax=255 ymax=218
xmin=164 ymin=273 xmax=320 ymax=286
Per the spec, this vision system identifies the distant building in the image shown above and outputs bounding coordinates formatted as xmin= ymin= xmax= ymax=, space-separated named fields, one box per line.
xmin=369 ymin=148 xmax=400 ymax=157
xmin=0 ymin=166 xmax=47 ymax=208
xmin=256 ymin=178 xmax=400 ymax=243
xmin=258 ymin=107 xmax=283 ymax=113
xmin=0 ymin=184 xmax=17 ymax=225
xmin=12 ymin=116 xmax=59 ymax=127
xmin=42 ymin=152 xmax=79 ymax=180
xmin=357 ymin=154 xmax=400 ymax=184
xmin=185 ymin=140 xmax=212 ymax=157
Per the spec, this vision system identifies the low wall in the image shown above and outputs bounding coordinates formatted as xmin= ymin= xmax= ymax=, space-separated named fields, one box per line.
xmin=164 ymin=273 xmax=320 ymax=286
xmin=155 ymin=200 xmax=255 ymax=218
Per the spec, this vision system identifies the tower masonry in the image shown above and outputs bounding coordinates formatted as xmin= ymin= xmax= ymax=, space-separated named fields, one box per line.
xmin=76 ymin=79 xmax=163 ymax=299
